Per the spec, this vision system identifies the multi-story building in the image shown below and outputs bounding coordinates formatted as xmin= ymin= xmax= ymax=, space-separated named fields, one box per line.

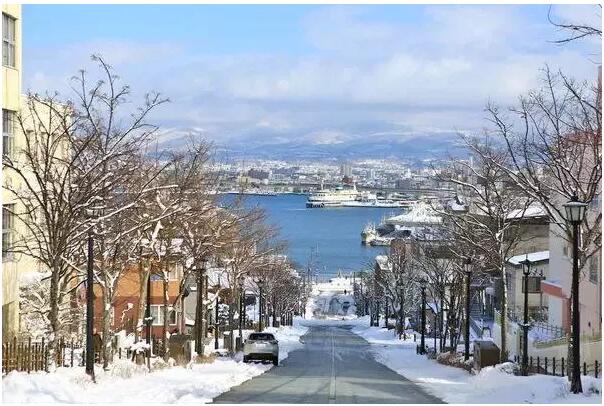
xmin=2 ymin=4 xmax=23 ymax=338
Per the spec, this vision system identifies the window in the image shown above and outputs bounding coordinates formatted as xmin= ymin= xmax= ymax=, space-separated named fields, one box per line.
xmin=2 ymin=13 xmax=16 ymax=68
xmin=2 ymin=109 xmax=14 ymax=157
xmin=2 ymin=204 xmax=15 ymax=260
xmin=589 ymin=256 xmax=599 ymax=284
xmin=150 ymin=305 xmax=177 ymax=326
xmin=522 ymin=276 xmax=543 ymax=293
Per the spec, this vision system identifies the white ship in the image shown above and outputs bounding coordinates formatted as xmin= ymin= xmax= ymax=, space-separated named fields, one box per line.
xmin=361 ymin=223 xmax=377 ymax=245
xmin=306 ymin=183 xmax=360 ymax=208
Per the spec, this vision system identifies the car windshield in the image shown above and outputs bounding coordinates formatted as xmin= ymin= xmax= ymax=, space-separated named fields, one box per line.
xmin=248 ymin=333 xmax=275 ymax=341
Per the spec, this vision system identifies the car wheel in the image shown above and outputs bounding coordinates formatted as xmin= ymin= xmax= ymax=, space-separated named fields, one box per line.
xmin=243 ymin=356 xmax=249 ymax=363
xmin=272 ymin=356 xmax=278 ymax=366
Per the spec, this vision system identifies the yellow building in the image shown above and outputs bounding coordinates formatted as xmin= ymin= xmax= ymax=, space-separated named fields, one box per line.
xmin=2 ymin=4 xmax=23 ymax=338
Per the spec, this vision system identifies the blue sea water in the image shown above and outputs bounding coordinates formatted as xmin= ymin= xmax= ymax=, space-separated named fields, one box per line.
xmin=225 ymin=194 xmax=400 ymax=278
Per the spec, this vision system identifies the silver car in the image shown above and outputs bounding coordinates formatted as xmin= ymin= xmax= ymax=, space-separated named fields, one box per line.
xmin=243 ymin=332 xmax=279 ymax=365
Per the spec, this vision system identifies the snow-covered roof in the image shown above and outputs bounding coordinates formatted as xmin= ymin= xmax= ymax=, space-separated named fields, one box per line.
xmin=375 ymin=255 xmax=390 ymax=270
xmin=507 ymin=250 xmax=549 ymax=265
xmin=387 ymin=202 xmax=441 ymax=225
xmin=506 ymin=205 xmax=547 ymax=220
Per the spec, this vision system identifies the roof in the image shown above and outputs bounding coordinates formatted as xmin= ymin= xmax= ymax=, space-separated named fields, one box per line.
xmin=387 ymin=202 xmax=441 ymax=225
xmin=507 ymin=250 xmax=549 ymax=265
xmin=506 ymin=205 xmax=547 ymax=220
xmin=375 ymin=255 xmax=390 ymax=270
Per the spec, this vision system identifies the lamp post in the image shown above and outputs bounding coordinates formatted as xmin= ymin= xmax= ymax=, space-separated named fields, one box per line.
xmin=214 ymin=290 xmax=220 ymax=350
xmin=464 ymin=257 xmax=473 ymax=361
xmin=85 ymin=211 xmax=95 ymax=380
xmin=257 ymin=279 xmax=265 ymax=332
xmin=519 ymin=255 xmax=532 ymax=376
xmin=563 ymin=194 xmax=588 ymax=394
xmin=420 ymin=281 xmax=426 ymax=355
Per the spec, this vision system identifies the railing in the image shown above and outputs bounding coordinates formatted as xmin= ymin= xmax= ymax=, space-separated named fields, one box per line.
xmin=533 ymin=332 xmax=602 ymax=349
xmin=513 ymin=355 xmax=600 ymax=378
xmin=531 ymin=322 xmax=566 ymax=342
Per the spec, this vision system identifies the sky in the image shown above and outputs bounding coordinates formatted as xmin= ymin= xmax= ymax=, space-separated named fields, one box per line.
xmin=22 ymin=4 xmax=602 ymax=154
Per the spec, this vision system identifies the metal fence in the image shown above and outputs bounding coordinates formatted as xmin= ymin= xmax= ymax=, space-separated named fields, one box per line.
xmin=513 ymin=355 xmax=600 ymax=378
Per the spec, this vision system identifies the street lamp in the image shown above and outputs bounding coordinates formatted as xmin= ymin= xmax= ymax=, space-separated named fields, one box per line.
xmin=464 ymin=256 xmax=473 ymax=361
xmin=563 ymin=194 xmax=588 ymax=394
xmin=85 ymin=210 xmax=96 ymax=380
xmin=256 ymin=278 xmax=265 ymax=332
xmin=519 ymin=255 xmax=532 ymax=376
xmin=420 ymin=278 xmax=426 ymax=355
xmin=215 ymin=287 xmax=220 ymax=350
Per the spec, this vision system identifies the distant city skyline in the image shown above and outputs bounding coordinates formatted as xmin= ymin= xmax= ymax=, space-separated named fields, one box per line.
xmin=23 ymin=4 xmax=601 ymax=157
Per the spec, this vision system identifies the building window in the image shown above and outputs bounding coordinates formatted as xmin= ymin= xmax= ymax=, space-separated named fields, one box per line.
xmin=3 ymin=109 xmax=14 ymax=157
xmin=589 ymin=256 xmax=599 ymax=284
xmin=150 ymin=304 xmax=177 ymax=326
xmin=2 ymin=204 xmax=15 ymax=260
xmin=2 ymin=13 xmax=16 ymax=68
xmin=521 ymin=276 xmax=543 ymax=293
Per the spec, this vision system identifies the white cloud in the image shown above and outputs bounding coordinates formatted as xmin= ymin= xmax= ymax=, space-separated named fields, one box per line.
xmin=23 ymin=5 xmax=601 ymax=152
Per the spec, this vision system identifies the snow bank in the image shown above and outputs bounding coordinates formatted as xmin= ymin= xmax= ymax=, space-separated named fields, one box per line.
xmin=351 ymin=323 xmax=602 ymax=404
xmin=3 ymin=324 xmax=308 ymax=404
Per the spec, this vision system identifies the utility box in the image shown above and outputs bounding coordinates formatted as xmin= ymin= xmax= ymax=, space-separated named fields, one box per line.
xmin=473 ymin=340 xmax=500 ymax=371
xmin=168 ymin=334 xmax=192 ymax=365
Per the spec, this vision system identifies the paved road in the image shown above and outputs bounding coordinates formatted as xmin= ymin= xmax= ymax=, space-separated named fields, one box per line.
xmin=212 ymin=324 xmax=444 ymax=404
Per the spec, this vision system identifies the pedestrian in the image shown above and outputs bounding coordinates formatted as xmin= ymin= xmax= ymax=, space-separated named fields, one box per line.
xmin=93 ymin=328 xmax=102 ymax=362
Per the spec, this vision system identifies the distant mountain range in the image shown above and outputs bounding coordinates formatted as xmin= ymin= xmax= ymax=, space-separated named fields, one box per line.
xmin=157 ymin=129 xmax=469 ymax=162
xmin=219 ymin=132 xmax=466 ymax=161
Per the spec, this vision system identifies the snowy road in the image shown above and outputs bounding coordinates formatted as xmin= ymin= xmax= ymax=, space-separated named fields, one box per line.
xmin=212 ymin=323 xmax=443 ymax=404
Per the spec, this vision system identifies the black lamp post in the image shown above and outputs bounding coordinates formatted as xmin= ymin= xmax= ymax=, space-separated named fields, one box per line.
xmin=519 ymin=255 xmax=532 ymax=376
xmin=464 ymin=257 xmax=473 ymax=361
xmin=85 ymin=211 xmax=95 ymax=380
xmin=563 ymin=194 xmax=588 ymax=394
xmin=420 ymin=280 xmax=426 ymax=355
xmin=256 ymin=279 xmax=265 ymax=332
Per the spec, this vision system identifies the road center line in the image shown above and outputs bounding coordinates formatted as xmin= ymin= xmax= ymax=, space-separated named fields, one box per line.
xmin=329 ymin=330 xmax=336 ymax=402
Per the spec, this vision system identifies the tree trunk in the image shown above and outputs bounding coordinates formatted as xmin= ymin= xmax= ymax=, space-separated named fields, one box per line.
xmin=500 ymin=264 xmax=508 ymax=362
xmin=102 ymin=291 xmax=112 ymax=369
xmin=48 ymin=270 xmax=61 ymax=369
xmin=194 ymin=269 xmax=204 ymax=356
xmin=162 ymin=273 xmax=169 ymax=361
xmin=136 ymin=266 xmax=150 ymax=343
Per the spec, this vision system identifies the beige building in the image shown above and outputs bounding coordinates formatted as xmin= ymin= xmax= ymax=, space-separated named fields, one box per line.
xmin=2 ymin=4 xmax=23 ymax=338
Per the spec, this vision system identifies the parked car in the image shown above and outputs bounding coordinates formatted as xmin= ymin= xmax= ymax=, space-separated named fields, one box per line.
xmin=243 ymin=332 xmax=279 ymax=365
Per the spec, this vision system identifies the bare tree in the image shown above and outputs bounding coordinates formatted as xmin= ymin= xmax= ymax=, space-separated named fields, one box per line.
xmin=548 ymin=5 xmax=601 ymax=44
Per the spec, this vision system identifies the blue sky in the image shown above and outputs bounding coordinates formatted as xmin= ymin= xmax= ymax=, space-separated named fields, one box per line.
xmin=22 ymin=4 xmax=601 ymax=151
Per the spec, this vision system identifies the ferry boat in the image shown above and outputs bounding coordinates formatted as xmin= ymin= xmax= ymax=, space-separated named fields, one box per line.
xmin=306 ymin=183 xmax=361 ymax=208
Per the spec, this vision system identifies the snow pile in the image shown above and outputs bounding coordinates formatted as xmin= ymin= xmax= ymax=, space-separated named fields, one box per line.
xmin=352 ymin=322 xmax=602 ymax=404
xmin=2 ymin=358 xmax=268 ymax=404
xmin=3 ymin=324 xmax=308 ymax=404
